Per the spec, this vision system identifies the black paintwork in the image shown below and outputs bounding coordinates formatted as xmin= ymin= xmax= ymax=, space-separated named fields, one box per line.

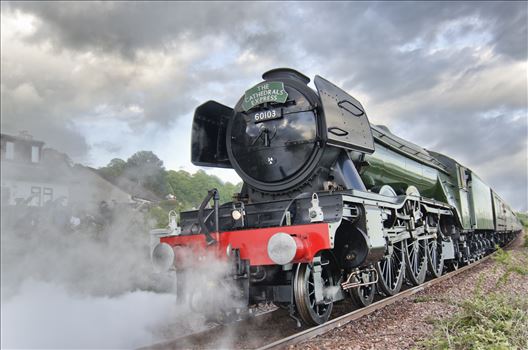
xmin=190 ymin=68 xmax=371 ymax=200
xmin=179 ymin=192 xmax=344 ymax=235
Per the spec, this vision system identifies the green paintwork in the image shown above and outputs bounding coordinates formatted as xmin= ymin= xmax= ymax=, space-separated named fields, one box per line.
xmin=455 ymin=164 xmax=472 ymax=229
xmin=360 ymin=143 xmax=446 ymax=202
xmin=437 ymin=171 xmax=462 ymax=220
xmin=360 ymin=136 xmax=502 ymax=232
xmin=492 ymin=192 xmax=522 ymax=231
xmin=469 ymin=173 xmax=494 ymax=229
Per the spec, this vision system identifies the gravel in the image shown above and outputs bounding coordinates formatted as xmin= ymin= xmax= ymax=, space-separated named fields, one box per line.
xmin=291 ymin=234 xmax=528 ymax=350
xmin=146 ymin=235 xmax=527 ymax=349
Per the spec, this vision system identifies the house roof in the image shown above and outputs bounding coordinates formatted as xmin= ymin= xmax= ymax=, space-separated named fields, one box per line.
xmin=1 ymin=132 xmax=45 ymax=147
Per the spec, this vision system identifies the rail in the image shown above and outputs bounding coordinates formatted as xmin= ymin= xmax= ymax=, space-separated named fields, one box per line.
xmin=257 ymin=237 xmax=520 ymax=350
xmin=140 ymin=235 xmax=520 ymax=350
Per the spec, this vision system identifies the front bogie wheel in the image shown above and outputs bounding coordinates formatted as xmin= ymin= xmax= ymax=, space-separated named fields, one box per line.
xmin=350 ymin=268 xmax=376 ymax=307
xmin=293 ymin=262 xmax=333 ymax=326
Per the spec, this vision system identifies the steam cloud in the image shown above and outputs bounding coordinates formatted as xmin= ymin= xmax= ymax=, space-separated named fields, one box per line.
xmin=1 ymin=173 xmax=240 ymax=348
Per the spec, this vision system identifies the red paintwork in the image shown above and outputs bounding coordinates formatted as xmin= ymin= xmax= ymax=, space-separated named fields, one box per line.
xmin=160 ymin=223 xmax=331 ymax=266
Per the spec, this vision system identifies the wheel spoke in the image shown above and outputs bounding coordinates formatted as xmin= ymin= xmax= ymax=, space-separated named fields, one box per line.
xmin=294 ymin=262 xmax=334 ymax=326
xmin=387 ymin=259 xmax=392 ymax=287
xmin=377 ymin=241 xmax=405 ymax=295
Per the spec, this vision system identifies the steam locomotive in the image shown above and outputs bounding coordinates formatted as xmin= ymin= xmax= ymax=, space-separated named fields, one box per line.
xmin=151 ymin=68 xmax=522 ymax=326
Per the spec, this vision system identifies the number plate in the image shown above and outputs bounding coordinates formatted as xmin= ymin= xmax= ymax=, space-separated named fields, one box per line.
xmin=253 ymin=109 xmax=282 ymax=123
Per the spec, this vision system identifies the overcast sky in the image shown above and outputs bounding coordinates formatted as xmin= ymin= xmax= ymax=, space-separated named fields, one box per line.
xmin=1 ymin=1 xmax=527 ymax=211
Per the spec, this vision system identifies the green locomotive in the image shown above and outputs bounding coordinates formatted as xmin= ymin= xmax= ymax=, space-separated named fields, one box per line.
xmin=153 ymin=68 xmax=522 ymax=326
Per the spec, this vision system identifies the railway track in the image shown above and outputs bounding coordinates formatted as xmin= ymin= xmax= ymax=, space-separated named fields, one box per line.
xmin=258 ymin=235 xmax=521 ymax=350
xmin=142 ymin=236 xmax=520 ymax=350
xmin=142 ymin=308 xmax=281 ymax=350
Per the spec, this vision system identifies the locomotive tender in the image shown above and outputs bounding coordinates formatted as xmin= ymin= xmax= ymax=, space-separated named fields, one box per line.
xmin=152 ymin=68 xmax=522 ymax=326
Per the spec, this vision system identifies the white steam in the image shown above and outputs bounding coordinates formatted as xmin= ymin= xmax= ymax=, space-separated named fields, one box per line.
xmin=2 ymin=280 xmax=177 ymax=349
xmin=1 ymin=177 xmax=239 ymax=348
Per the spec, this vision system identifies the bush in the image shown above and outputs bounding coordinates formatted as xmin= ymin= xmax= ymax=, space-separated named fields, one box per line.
xmin=422 ymin=292 xmax=528 ymax=349
xmin=146 ymin=206 xmax=170 ymax=228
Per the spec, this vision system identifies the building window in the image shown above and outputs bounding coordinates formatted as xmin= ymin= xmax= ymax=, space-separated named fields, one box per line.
xmin=1 ymin=186 xmax=11 ymax=206
xmin=6 ymin=141 xmax=14 ymax=160
xmin=31 ymin=146 xmax=40 ymax=163
xmin=43 ymin=187 xmax=53 ymax=204
xmin=31 ymin=186 xmax=41 ymax=206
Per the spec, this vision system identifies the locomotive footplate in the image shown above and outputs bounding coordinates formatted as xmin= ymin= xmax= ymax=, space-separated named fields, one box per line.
xmin=179 ymin=193 xmax=345 ymax=234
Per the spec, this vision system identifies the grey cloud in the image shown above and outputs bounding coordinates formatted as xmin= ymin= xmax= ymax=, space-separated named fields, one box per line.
xmin=93 ymin=141 xmax=122 ymax=154
xmin=8 ymin=2 xmax=272 ymax=59
xmin=9 ymin=2 xmax=526 ymax=64
xmin=2 ymin=1 xmax=526 ymax=210
xmin=1 ymin=117 xmax=90 ymax=159
xmin=481 ymin=2 xmax=528 ymax=60
xmin=1 ymin=78 xmax=90 ymax=157
xmin=390 ymin=106 xmax=527 ymax=211
xmin=427 ymin=112 xmax=526 ymax=164
xmin=282 ymin=2 xmax=526 ymax=103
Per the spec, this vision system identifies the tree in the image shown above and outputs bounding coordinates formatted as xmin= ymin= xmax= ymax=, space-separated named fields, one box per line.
xmin=125 ymin=151 xmax=168 ymax=197
xmin=99 ymin=158 xmax=126 ymax=182
xmin=165 ymin=169 xmax=242 ymax=210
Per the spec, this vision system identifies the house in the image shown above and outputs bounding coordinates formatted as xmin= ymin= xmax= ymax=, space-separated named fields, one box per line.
xmin=0 ymin=132 xmax=134 ymax=210
xmin=1 ymin=132 xmax=69 ymax=207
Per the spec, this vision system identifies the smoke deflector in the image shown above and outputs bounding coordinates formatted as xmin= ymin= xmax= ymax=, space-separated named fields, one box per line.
xmin=314 ymin=75 xmax=375 ymax=154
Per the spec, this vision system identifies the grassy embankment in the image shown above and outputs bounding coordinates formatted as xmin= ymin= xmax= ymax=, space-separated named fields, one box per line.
xmin=421 ymin=213 xmax=528 ymax=349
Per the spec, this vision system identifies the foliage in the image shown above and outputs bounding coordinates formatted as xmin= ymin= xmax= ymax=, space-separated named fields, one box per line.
xmin=492 ymin=248 xmax=528 ymax=285
xmin=124 ymin=151 xmax=168 ymax=196
xmin=98 ymin=158 xmax=126 ymax=182
xmin=413 ymin=295 xmax=449 ymax=303
xmin=99 ymin=151 xmax=242 ymax=228
xmin=143 ymin=171 xmax=241 ymax=228
xmin=98 ymin=152 xmax=168 ymax=197
xmin=517 ymin=213 xmax=528 ymax=247
xmin=515 ymin=212 xmax=528 ymax=228
xmin=165 ymin=169 xmax=241 ymax=211
xmin=146 ymin=205 xmax=170 ymax=228
xmin=422 ymin=292 xmax=528 ymax=350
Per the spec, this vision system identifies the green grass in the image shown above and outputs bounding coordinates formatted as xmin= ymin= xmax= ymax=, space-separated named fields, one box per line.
xmin=413 ymin=295 xmax=450 ymax=304
xmin=492 ymin=248 xmax=528 ymax=286
xmin=515 ymin=212 xmax=528 ymax=228
xmin=420 ymin=248 xmax=528 ymax=349
xmin=414 ymin=295 xmax=436 ymax=303
xmin=421 ymin=292 xmax=528 ymax=349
